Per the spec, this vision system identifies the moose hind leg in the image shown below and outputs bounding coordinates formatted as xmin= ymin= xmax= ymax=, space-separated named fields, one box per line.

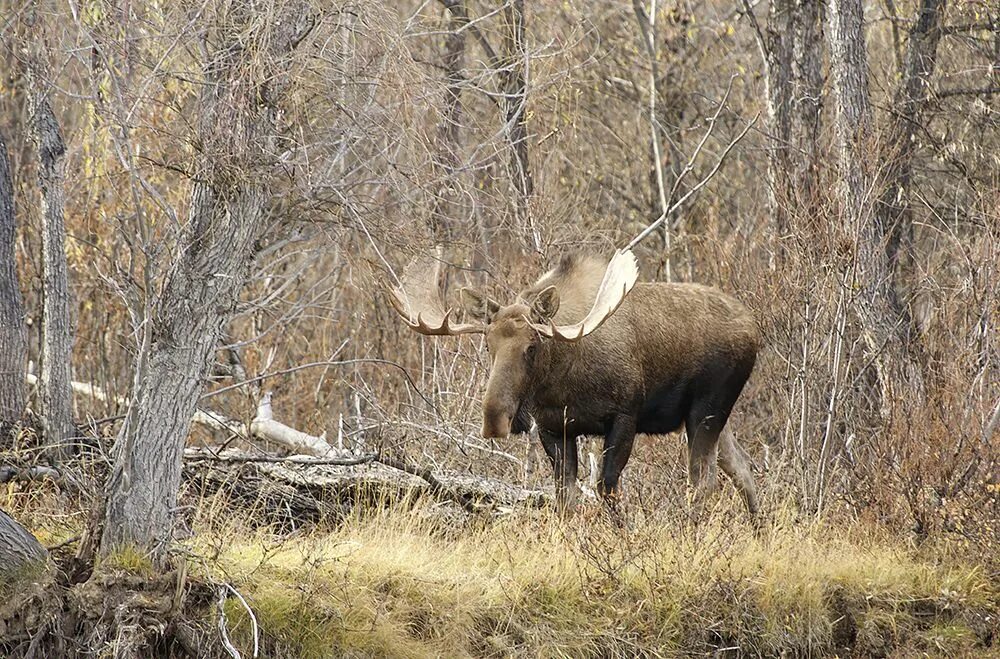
xmin=539 ymin=430 xmax=580 ymax=512
xmin=686 ymin=421 xmax=721 ymax=508
xmin=687 ymin=360 xmax=753 ymax=514
xmin=718 ymin=429 xmax=759 ymax=518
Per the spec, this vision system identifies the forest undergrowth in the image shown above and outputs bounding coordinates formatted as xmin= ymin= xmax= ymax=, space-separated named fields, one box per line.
xmin=4 ymin=470 xmax=998 ymax=658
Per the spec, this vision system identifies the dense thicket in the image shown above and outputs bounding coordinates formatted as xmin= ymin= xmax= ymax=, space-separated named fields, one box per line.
xmin=0 ymin=0 xmax=995 ymax=567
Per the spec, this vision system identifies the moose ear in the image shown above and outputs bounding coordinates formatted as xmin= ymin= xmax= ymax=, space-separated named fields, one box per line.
xmin=460 ymin=287 xmax=500 ymax=323
xmin=530 ymin=285 xmax=560 ymax=323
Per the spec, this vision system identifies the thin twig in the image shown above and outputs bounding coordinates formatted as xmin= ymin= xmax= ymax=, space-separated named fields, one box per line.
xmin=626 ymin=112 xmax=758 ymax=251
xmin=202 ymin=357 xmax=436 ymax=412
xmin=936 ymin=85 xmax=1000 ymax=98
xmin=225 ymin=583 xmax=259 ymax=658
xmin=45 ymin=534 xmax=81 ymax=551
xmin=739 ymin=0 xmax=769 ymax=61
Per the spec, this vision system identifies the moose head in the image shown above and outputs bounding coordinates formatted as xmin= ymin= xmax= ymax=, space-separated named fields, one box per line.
xmin=387 ymin=249 xmax=639 ymax=439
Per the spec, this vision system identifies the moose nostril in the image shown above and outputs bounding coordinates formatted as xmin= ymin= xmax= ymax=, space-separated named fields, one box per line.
xmin=481 ymin=410 xmax=511 ymax=438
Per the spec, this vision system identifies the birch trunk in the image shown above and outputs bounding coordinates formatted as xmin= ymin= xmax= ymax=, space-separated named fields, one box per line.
xmin=827 ymin=0 xmax=925 ymax=415
xmin=28 ymin=88 xmax=75 ymax=457
xmin=99 ymin=7 xmax=314 ymax=560
xmin=0 ymin=135 xmax=26 ymax=432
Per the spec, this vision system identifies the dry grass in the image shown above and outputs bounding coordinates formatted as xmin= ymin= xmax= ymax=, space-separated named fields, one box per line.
xmin=3 ymin=463 xmax=997 ymax=657
xmin=188 ymin=501 xmax=997 ymax=658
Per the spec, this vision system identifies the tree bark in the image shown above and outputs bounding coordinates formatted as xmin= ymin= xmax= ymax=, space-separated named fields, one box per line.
xmin=499 ymin=0 xmax=536 ymax=249
xmin=633 ymin=0 xmax=674 ymax=281
xmin=99 ymin=7 xmax=314 ymax=561
xmin=27 ymin=85 xmax=75 ymax=458
xmin=0 ymin=134 xmax=27 ymax=432
xmin=749 ymin=0 xmax=824 ymax=235
xmin=0 ymin=507 xmax=46 ymax=577
xmin=878 ymin=0 xmax=946 ymax=275
xmin=430 ymin=1 xmax=468 ymax=243
xmin=827 ymin=0 xmax=925 ymax=415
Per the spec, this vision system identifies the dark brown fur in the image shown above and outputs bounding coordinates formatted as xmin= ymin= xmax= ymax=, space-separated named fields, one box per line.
xmin=467 ymin=253 xmax=761 ymax=516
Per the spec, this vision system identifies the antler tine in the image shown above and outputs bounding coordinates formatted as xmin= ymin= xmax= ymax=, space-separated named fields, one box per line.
xmin=532 ymin=249 xmax=639 ymax=342
xmin=386 ymin=249 xmax=485 ymax=336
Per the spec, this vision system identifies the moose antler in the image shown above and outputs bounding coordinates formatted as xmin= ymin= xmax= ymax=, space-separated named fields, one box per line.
xmin=529 ymin=249 xmax=639 ymax=341
xmin=386 ymin=247 xmax=485 ymax=336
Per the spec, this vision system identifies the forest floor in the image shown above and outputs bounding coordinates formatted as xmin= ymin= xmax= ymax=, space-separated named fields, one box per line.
xmin=196 ymin=507 xmax=999 ymax=658
xmin=11 ymin=482 xmax=998 ymax=659
xmin=0 ymin=464 xmax=1000 ymax=658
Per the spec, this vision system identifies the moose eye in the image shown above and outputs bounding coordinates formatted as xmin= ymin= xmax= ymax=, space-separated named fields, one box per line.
xmin=524 ymin=344 xmax=537 ymax=361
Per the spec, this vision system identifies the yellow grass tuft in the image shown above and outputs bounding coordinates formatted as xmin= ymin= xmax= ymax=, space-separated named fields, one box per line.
xmin=192 ymin=503 xmax=998 ymax=658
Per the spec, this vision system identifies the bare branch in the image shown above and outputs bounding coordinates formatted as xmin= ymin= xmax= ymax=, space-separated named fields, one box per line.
xmin=626 ymin=112 xmax=759 ymax=251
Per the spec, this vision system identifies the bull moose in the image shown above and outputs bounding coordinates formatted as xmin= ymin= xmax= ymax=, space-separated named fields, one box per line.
xmin=388 ymin=248 xmax=760 ymax=517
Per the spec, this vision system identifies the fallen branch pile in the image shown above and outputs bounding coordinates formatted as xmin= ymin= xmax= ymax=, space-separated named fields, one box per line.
xmin=183 ymin=448 xmax=549 ymax=526
xmin=20 ymin=372 xmax=551 ymax=526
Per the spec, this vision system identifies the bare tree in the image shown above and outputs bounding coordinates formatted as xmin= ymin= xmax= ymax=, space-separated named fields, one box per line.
xmin=430 ymin=1 xmax=469 ymax=243
xmin=826 ymin=0 xmax=925 ymax=415
xmin=744 ymin=0 xmax=825 ymax=234
xmin=499 ymin=0 xmax=536 ymax=249
xmin=878 ymin=0 xmax=946 ymax=274
xmin=99 ymin=7 xmax=316 ymax=561
xmin=633 ymin=0 xmax=674 ymax=280
xmin=26 ymin=74 xmax=74 ymax=458
xmin=0 ymin=134 xmax=26 ymax=433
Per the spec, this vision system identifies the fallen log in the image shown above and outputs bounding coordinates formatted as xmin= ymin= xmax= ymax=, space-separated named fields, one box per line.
xmin=182 ymin=447 xmax=550 ymax=526
xmin=192 ymin=392 xmax=343 ymax=457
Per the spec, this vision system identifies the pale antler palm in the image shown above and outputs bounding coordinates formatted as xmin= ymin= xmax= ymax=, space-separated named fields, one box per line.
xmin=528 ymin=249 xmax=639 ymax=341
xmin=386 ymin=246 xmax=485 ymax=336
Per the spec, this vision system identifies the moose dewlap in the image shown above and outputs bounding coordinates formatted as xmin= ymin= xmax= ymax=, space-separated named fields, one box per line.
xmin=388 ymin=249 xmax=760 ymax=517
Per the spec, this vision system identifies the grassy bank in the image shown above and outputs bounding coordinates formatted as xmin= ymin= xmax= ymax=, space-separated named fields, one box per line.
xmin=193 ymin=504 xmax=997 ymax=658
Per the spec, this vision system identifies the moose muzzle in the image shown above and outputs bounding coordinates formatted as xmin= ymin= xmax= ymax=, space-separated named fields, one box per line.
xmin=481 ymin=407 xmax=511 ymax=438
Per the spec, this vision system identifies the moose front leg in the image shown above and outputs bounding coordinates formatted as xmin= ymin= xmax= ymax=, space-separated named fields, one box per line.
xmin=598 ymin=414 xmax=637 ymax=500
xmin=539 ymin=430 xmax=580 ymax=513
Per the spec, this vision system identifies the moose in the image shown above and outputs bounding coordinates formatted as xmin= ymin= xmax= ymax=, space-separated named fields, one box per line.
xmin=388 ymin=248 xmax=760 ymax=517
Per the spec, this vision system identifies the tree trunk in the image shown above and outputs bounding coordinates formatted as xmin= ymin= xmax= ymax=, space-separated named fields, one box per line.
xmin=28 ymin=87 xmax=75 ymax=458
xmin=827 ymin=0 xmax=925 ymax=416
xmin=499 ymin=0 xmax=536 ymax=249
xmin=878 ymin=0 xmax=946 ymax=277
xmin=0 ymin=507 xmax=46 ymax=577
xmin=100 ymin=188 xmax=266 ymax=556
xmin=754 ymin=0 xmax=824 ymax=235
xmin=633 ymin=0 xmax=674 ymax=281
xmin=430 ymin=1 xmax=468 ymax=243
xmin=0 ymin=134 xmax=27 ymax=432
xmin=99 ymin=7 xmax=314 ymax=561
